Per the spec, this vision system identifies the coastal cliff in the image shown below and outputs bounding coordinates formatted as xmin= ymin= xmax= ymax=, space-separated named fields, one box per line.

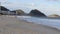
xmin=29 ymin=9 xmax=46 ymax=17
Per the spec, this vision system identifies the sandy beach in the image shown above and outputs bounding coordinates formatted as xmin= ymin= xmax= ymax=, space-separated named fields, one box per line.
xmin=0 ymin=15 xmax=60 ymax=34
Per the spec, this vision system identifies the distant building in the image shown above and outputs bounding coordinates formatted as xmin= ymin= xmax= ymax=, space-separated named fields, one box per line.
xmin=9 ymin=11 xmax=16 ymax=15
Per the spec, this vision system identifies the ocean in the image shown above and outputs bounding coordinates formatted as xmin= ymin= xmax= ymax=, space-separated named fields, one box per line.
xmin=17 ymin=16 xmax=60 ymax=30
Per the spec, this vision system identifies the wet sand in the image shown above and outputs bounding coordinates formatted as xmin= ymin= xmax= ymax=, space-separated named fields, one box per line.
xmin=0 ymin=15 xmax=60 ymax=34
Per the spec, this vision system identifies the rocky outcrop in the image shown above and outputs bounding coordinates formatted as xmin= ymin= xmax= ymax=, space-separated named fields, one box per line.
xmin=12 ymin=9 xmax=25 ymax=15
xmin=0 ymin=6 xmax=10 ymax=15
xmin=48 ymin=14 xmax=60 ymax=18
xmin=0 ymin=6 xmax=9 ymax=11
xmin=29 ymin=9 xmax=46 ymax=17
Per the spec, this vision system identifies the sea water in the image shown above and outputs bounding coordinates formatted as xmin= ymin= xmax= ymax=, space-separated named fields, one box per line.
xmin=17 ymin=16 xmax=60 ymax=30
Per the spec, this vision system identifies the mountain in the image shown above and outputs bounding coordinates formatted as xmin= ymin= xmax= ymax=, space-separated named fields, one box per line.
xmin=0 ymin=6 xmax=9 ymax=11
xmin=48 ymin=14 xmax=60 ymax=18
xmin=0 ymin=6 xmax=10 ymax=15
xmin=11 ymin=9 xmax=26 ymax=15
xmin=29 ymin=9 xmax=46 ymax=17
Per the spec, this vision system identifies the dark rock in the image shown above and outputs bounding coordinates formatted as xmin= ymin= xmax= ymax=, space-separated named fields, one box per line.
xmin=0 ymin=6 xmax=9 ymax=11
xmin=29 ymin=9 xmax=46 ymax=17
xmin=0 ymin=6 xmax=10 ymax=15
xmin=8 ymin=11 xmax=16 ymax=15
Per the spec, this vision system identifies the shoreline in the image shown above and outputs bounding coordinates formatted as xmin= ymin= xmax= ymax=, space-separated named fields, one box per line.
xmin=17 ymin=16 xmax=60 ymax=30
xmin=0 ymin=15 xmax=60 ymax=34
xmin=18 ymin=19 xmax=60 ymax=31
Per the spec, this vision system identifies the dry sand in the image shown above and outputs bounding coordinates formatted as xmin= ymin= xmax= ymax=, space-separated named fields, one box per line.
xmin=0 ymin=15 xmax=60 ymax=34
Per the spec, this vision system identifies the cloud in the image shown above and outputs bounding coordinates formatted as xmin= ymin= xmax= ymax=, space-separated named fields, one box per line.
xmin=7 ymin=3 xmax=35 ymax=7
xmin=1 ymin=1 xmax=36 ymax=10
xmin=46 ymin=0 xmax=60 ymax=1
xmin=1 ymin=0 xmax=8 ymax=2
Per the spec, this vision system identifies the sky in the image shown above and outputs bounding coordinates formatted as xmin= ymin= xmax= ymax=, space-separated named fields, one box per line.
xmin=1 ymin=0 xmax=60 ymax=16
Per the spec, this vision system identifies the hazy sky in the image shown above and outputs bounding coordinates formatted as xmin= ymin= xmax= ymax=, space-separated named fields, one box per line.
xmin=1 ymin=0 xmax=60 ymax=16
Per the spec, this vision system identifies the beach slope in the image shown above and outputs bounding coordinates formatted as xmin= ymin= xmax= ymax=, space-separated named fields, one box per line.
xmin=0 ymin=15 xmax=60 ymax=34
